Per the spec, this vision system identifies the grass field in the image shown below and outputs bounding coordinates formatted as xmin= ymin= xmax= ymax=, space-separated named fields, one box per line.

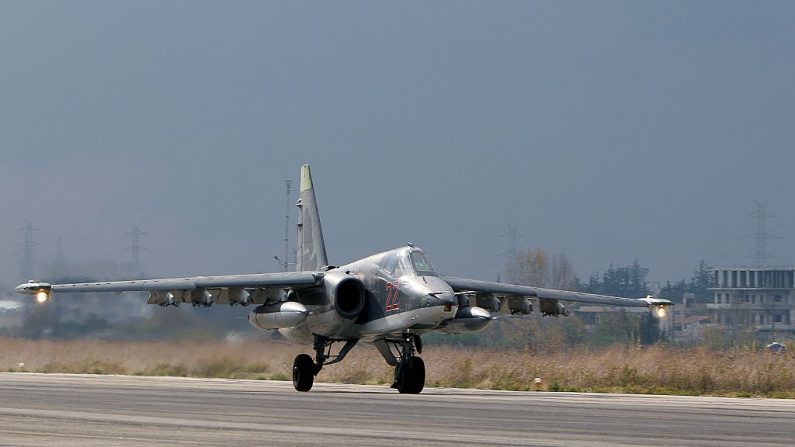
xmin=1 ymin=337 xmax=793 ymax=397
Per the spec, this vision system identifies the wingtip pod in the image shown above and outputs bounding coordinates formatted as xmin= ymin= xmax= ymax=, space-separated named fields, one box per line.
xmin=639 ymin=295 xmax=673 ymax=318
xmin=15 ymin=280 xmax=51 ymax=294
xmin=15 ymin=281 xmax=52 ymax=304
xmin=638 ymin=295 xmax=673 ymax=307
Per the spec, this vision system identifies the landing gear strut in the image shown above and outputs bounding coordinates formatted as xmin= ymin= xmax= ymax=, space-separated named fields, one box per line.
xmin=375 ymin=334 xmax=425 ymax=394
xmin=292 ymin=335 xmax=358 ymax=392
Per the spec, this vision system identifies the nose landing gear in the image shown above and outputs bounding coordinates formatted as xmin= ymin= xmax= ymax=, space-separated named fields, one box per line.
xmin=395 ymin=355 xmax=425 ymax=394
xmin=374 ymin=334 xmax=425 ymax=394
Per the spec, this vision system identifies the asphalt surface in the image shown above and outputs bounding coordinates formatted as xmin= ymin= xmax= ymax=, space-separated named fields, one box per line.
xmin=0 ymin=373 xmax=793 ymax=446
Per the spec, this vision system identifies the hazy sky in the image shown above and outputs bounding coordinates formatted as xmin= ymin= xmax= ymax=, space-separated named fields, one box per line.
xmin=2 ymin=1 xmax=794 ymax=289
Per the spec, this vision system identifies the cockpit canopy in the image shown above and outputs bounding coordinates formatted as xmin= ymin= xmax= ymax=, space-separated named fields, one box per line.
xmin=409 ymin=251 xmax=436 ymax=276
xmin=379 ymin=248 xmax=437 ymax=277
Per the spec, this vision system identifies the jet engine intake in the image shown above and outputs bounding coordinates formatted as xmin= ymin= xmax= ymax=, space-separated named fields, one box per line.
xmin=248 ymin=302 xmax=308 ymax=330
xmin=539 ymin=298 xmax=568 ymax=316
xmin=325 ymin=274 xmax=366 ymax=320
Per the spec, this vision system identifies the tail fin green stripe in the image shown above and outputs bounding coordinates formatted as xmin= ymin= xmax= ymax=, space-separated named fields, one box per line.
xmin=295 ymin=164 xmax=328 ymax=271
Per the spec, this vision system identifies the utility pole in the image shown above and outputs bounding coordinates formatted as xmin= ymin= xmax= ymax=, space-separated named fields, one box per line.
xmin=771 ymin=297 xmax=776 ymax=342
xmin=274 ymin=180 xmax=294 ymax=272
xmin=771 ymin=294 xmax=782 ymax=342
xmin=284 ymin=180 xmax=292 ymax=271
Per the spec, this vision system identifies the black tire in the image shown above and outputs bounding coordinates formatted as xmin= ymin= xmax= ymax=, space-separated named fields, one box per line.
xmin=292 ymin=354 xmax=316 ymax=392
xmin=397 ymin=356 xmax=425 ymax=394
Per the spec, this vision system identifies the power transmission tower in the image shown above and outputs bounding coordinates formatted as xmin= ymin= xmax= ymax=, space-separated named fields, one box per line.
xmin=19 ymin=221 xmax=41 ymax=280
xmin=500 ymin=224 xmax=525 ymax=284
xmin=751 ymin=201 xmax=778 ymax=267
xmin=125 ymin=224 xmax=148 ymax=274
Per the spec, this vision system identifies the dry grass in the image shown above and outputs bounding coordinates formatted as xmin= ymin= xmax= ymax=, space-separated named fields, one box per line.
xmin=2 ymin=337 xmax=794 ymax=398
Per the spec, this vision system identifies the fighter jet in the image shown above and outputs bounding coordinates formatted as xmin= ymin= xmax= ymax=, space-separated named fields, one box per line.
xmin=17 ymin=164 xmax=672 ymax=393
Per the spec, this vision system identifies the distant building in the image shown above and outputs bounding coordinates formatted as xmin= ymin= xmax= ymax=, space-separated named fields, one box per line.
xmin=708 ymin=267 xmax=795 ymax=335
xmin=670 ymin=293 xmax=712 ymax=341
xmin=573 ymin=305 xmax=671 ymax=343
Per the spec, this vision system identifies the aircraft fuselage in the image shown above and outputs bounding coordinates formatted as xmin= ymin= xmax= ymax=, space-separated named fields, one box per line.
xmin=274 ymin=246 xmax=459 ymax=344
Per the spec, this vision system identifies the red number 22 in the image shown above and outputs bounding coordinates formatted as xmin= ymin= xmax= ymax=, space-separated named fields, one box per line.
xmin=385 ymin=281 xmax=399 ymax=311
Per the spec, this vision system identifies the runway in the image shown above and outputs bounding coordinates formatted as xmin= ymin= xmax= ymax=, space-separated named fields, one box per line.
xmin=0 ymin=373 xmax=793 ymax=446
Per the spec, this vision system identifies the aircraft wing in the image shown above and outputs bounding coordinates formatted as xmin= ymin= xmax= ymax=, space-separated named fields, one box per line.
xmin=440 ymin=276 xmax=672 ymax=308
xmin=16 ymin=272 xmax=324 ymax=306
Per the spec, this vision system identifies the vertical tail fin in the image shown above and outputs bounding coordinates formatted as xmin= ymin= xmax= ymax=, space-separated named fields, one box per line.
xmin=295 ymin=164 xmax=328 ymax=271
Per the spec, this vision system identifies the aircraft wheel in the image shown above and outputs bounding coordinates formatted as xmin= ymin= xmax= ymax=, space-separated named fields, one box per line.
xmin=397 ymin=356 xmax=425 ymax=394
xmin=293 ymin=354 xmax=316 ymax=392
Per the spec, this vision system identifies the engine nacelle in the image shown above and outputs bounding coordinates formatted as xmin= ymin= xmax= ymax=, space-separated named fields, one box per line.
xmin=539 ymin=298 xmax=568 ymax=317
xmin=324 ymin=272 xmax=366 ymax=320
xmin=439 ymin=306 xmax=493 ymax=334
xmin=248 ymin=301 xmax=308 ymax=330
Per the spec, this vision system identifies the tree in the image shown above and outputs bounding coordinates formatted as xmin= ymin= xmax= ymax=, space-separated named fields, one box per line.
xmin=689 ymin=261 xmax=713 ymax=303
xmin=658 ymin=261 xmax=713 ymax=303
xmin=659 ymin=280 xmax=688 ymax=303
xmin=548 ymin=254 xmax=576 ymax=289
xmin=584 ymin=261 xmax=650 ymax=297
xmin=506 ymin=247 xmax=576 ymax=289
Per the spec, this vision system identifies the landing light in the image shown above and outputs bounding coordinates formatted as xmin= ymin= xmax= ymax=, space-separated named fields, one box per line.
xmin=35 ymin=291 xmax=49 ymax=304
xmin=655 ymin=306 xmax=667 ymax=318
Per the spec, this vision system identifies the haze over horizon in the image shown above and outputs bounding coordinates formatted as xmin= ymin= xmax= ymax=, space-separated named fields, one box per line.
xmin=2 ymin=1 xmax=794 ymax=291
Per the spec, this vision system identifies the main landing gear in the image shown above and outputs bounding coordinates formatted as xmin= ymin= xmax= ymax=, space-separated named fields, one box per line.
xmin=374 ymin=334 xmax=425 ymax=394
xmin=292 ymin=334 xmax=425 ymax=394
xmin=292 ymin=335 xmax=358 ymax=392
